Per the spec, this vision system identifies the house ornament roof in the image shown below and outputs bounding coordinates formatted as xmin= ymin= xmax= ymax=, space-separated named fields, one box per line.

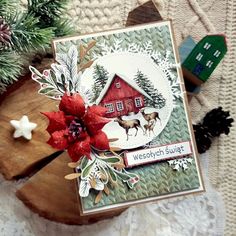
xmin=95 ymin=73 xmax=153 ymax=104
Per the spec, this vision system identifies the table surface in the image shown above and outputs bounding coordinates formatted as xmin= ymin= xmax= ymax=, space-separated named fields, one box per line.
xmin=1 ymin=0 xmax=235 ymax=235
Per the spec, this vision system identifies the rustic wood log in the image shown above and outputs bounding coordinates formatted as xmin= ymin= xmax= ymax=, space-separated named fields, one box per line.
xmin=13 ymin=1 xmax=162 ymax=224
xmin=16 ymin=152 xmax=125 ymax=224
xmin=0 ymin=76 xmax=58 ymax=179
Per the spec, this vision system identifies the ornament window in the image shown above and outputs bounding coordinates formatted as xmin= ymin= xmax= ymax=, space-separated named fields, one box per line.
xmin=203 ymin=42 xmax=211 ymax=50
xmin=196 ymin=53 xmax=203 ymax=61
xmin=135 ymin=97 xmax=142 ymax=107
xmin=104 ymin=103 xmax=114 ymax=113
xmin=214 ymin=50 xmax=221 ymax=57
xmin=116 ymin=101 xmax=124 ymax=111
xmin=206 ymin=60 xmax=213 ymax=68
xmin=115 ymin=82 xmax=121 ymax=88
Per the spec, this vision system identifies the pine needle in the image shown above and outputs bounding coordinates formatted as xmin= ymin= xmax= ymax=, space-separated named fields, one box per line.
xmin=0 ymin=51 xmax=22 ymax=93
xmin=8 ymin=13 xmax=54 ymax=53
xmin=0 ymin=0 xmax=73 ymax=93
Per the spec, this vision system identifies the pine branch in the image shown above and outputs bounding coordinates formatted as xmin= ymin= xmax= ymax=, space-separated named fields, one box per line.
xmin=27 ymin=0 xmax=73 ymax=36
xmin=0 ymin=0 xmax=18 ymax=16
xmin=53 ymin=19 xmax=74 ymax=37
xmin=7 ymin=13 xmax=54 ymax=52
xmin=0 ymin=51 xmax=22 ymax=93
xmin=0 ymin=0 xmax=73 ymax=93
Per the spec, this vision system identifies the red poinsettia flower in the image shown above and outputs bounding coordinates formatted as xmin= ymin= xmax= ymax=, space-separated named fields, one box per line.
xmin=43 ymin=93 xmax=110 ymax=162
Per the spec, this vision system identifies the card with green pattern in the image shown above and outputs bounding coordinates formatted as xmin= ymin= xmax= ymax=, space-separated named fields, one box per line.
xmin=52 ymin=21 xmax=204 ymax=214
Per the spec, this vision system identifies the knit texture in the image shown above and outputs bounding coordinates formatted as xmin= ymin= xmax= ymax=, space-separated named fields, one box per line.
xmin=64 ymin=0 xmax=236 ymax=234
xmin=19 ymin=0 xmax=235 ymax=234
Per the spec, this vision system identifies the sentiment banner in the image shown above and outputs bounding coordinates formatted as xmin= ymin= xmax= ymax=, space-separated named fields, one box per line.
xmin=124 ymin=141 xmax=192 ymax=167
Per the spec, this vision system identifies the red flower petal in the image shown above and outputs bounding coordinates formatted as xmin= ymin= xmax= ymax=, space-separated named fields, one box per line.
xmin=88 ymin=105 xmax=108 ymax=116
xmin=65 ymin=115 xmax=76 ymax=126
xmin=47 ymin=130 xmax=68 ymax=150
xmin=42 ymin=111 xmax=67 ymax=133
xmin=83 ymin=108 xmax=110 ymax=135
xmin=59 ymin=93 xmax=85 ymax=117
xmin=67 ymin=136 xmax=91 ymax=162
xmin=90 ymin=130 xmax=110 ymax=151
xmin=67 ymin=130 xmax=88 ymax=143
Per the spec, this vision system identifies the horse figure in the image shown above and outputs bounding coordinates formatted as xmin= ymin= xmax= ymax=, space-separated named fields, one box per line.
xmin=140 ymin=108 xmax=161 ymax=125
xmin=144 ymin=119 xmax=156 ymax=136
xmin=114 ymin=116 xmax=143 ymax=141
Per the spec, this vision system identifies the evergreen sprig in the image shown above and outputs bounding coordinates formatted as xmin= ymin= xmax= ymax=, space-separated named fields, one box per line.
xmin=0 ymin=0 xmax=17 ymax=15
xmin=0 ymin=0 xmax=74 ymax=94
xmin=53 ymin=18 xmax=74 ymax=37
xmin=8 ymin=13 xmax=54 ymax=52
xmin=27 ymin=0 xmax=73 ymax=36
xmin=0 ymin=51 xmax=22 ymax=93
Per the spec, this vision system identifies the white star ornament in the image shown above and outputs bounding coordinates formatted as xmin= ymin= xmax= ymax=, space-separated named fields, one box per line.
xmin=10 ymin=115 xmax=37 ymax=140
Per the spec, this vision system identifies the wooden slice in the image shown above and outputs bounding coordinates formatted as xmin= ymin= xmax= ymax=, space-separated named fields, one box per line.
xmin=0 ymin=75 xmax=58 ymax=179
xmin=16 ymin=152 xmax=125 ymax=224
xmin=13 ymin=1 xmax=162 ymax=225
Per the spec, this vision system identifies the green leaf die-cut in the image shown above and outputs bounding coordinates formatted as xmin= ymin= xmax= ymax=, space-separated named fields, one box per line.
xmin=99 ymin=165 xmax=109 ymax=184
xmin=39 ymin=87 xmax=56 ymax=95
xmin=81 ymin=160 xmax=95 ymax=179
xmin=102 ymin=157 xmax=121 ymax=164
xmin=113 ymin=170 xmax=131 ymax=181
xmin=107 ymin=167 xmax=118 ymax=183
xmin=81 ymin=156 xmax=89 ymax=169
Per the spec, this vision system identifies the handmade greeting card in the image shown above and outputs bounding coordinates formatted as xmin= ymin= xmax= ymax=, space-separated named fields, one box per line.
xmin=30 ymin=21 xmax=204 ymax=215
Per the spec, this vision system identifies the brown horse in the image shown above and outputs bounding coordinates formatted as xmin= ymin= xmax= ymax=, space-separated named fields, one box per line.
xmin=140 ymin=108 xmax=161 ymax=124
xmin=114 ymin=116 xmax=143 ymax=141
xmin=144 ymin=119 xmax=156 ymax=137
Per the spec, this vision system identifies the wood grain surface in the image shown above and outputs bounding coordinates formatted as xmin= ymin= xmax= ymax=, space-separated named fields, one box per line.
xmin=0 ymin=0 xmax=162 ymax=224
xmin=16 ymin=152 xmax=125 ymax=224
xmin=0 ymin=76 xmax=58 ymax=179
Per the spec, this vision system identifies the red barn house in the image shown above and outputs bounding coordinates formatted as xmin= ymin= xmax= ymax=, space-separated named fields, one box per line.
xmin=96 ymin=73 xmax=152 ymax=118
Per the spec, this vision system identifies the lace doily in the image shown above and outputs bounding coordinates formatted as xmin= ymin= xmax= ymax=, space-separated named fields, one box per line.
xmin=9 ymin=0 xmax=231 ymax=234
xmin=0 ymin=153 xmax=225 ymax=236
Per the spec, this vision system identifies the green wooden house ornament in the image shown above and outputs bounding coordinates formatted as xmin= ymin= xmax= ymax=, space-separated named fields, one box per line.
xmin=182 ymin=35 xmax=227 ymax=86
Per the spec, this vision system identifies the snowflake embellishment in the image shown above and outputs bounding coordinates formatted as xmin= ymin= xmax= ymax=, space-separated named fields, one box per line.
xmin=168 ymin=158 xmax=193 ymax=171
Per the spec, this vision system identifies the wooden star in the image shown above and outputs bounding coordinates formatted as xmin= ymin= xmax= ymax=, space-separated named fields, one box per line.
xmin=10 ymin=115 xmax=37 ymax=140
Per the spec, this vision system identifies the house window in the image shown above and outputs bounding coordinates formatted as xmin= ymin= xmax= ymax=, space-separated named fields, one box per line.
xmin=193 ymin=63 xmax=204 ymax=76
xmin=104 ymin=103 xmax=114 ymax=113
xmin=196 ymin=53 xmax=203 ymax=61
xmin=203 ymin=42 xmax=211 ymax=50
xmin=134 ymin=97 xmax=142 ymax=107
xmin=116 ymin=101 xmax=124 ymax=111
xmin=206 ymin=60 xmax=213 ymax=68
xmin=115 ymin=82 xmax=121 ymax=88
xmin=214 ymin=50 xmax=221 ymax=57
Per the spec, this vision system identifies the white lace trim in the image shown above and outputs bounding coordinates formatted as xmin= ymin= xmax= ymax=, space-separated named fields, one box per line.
xmin=0 ymin=153 xmax=225 ymax=236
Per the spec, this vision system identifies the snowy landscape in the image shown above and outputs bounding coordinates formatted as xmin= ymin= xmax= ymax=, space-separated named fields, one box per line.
xmin=103 ymin=107 xmax=166 ymax=149
xmin=81 ymin=52 xmax=174 ymax=149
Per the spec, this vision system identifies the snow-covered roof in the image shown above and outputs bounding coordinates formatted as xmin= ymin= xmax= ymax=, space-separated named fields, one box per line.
xmin=95 ymin=73 xmax=153 ymax=104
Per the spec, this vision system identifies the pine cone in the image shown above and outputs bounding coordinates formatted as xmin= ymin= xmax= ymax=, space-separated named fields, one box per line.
xmin=194 ymin=107 xmax=234 ymax=154
xmin=193 ymin=124 xmax=212 ymax=154
xmin=0 ymin=17 xmax=11 ymax=47
xmin=203 ymin=107 xmax=234 ymax=137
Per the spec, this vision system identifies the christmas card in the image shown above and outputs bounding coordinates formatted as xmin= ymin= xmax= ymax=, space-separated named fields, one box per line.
xmin=30 ymin=21 xmax=204 ymax=215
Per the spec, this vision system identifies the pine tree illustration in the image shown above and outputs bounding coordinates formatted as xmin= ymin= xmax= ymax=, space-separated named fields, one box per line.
xmin=134 ymin=70 xmax=166 ymax=109
xmin=91 ymin=64 xmax=109 ymax=103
